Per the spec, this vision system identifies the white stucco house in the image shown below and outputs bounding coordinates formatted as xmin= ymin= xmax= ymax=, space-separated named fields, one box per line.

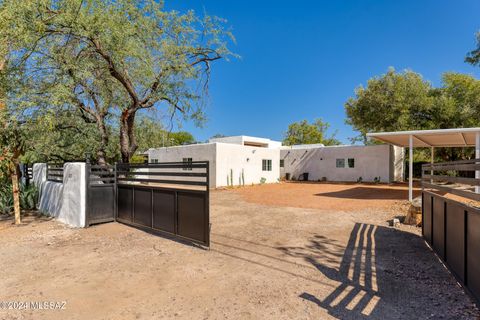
xmin=147 ymin=135 xmax=404 ymax=188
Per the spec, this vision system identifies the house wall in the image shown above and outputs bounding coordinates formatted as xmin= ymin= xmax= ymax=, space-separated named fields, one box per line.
xmin=280 ymin=144 xmax=401 ymax=183
xmin=34 ymin=163 xmax=87 ymax=227
xmin=215 ymin=143 xmax=280 ymax=187
xmin=147 ymin=143 xmax=217 ymax=187
xmin=147 ymin=142 xmax=280 ymax=188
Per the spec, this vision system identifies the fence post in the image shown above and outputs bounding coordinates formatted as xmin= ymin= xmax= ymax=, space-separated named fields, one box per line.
xmin=85 ymin=162 xmax=90 ymax=227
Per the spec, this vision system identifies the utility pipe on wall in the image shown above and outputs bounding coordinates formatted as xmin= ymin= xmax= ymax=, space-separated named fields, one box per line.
xmin=476 ymin=132 xmax=480 ymax=194
xmin=409 ymin=135 xmax=413 ymax=202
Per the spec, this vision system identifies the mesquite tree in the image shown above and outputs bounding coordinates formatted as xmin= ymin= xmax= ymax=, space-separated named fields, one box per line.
xmin=1 ymin=0 xmax=233 ymax=163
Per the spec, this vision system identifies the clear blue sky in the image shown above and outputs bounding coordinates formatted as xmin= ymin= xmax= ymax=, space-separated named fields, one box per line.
xmin=165 ymin=0 xmax=480 ymax=144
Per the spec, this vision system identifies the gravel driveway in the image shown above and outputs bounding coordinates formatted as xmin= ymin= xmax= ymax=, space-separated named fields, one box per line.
xmin=0 ymin=183 xmax=477 ymax=319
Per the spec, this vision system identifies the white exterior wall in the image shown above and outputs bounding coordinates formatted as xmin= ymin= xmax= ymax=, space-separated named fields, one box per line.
xmin=147 ymin=142 xmax=280 ymax=188
xmin=215 ymin=143 xmax=280 ymax=187
xmin=147 ymin=143 xmax=217 ymax=187
xmin=209 ymin=135 xmax=282 ymax=148
xmin=281 ymin=144 xmax=402 ymax=183
xmin=34 ymin=163 xmax=87 ymax=228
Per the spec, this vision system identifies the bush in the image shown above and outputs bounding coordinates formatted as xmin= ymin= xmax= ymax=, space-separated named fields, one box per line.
xmin=0 ymin=183 xmax=13 ymax=214
xmin=0 ymin=181 xmax=38 ymax=214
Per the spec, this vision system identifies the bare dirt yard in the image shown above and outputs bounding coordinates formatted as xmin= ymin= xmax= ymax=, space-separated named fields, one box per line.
xmin=0 ymin=182 xmax=478 ymax=319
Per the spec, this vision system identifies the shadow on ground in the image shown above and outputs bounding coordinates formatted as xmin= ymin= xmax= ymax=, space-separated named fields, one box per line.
xmin=214 ymin=222 xmax=477 ymax=319
xmin=316 ymin=186 xmax=421 ymax=200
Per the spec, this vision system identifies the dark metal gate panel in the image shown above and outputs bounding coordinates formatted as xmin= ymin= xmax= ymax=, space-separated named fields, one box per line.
xmin=432 ymin=198 xmax=445 ymax=259
xmin=117 ymin=186 xmax=133 ymax=222
xmin=423 ymin=194 xmax=433 ymax=244
xmin=116 ymin=162 xmax=210 ymax=247
xmin=177 ymin=192 xmax=208 ymax=245
xmin=152 ymin=190 xmax=175 ymax=233
xmin=86 ymin=164 xmax=115 ymax=226
xmin=445 ymin=202 xmax=465 ymax=281
xmin=467 ymin=212 xmax=480 ymax=299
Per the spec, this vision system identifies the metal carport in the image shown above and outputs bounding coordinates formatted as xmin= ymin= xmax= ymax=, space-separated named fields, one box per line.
xmin=367 ymin=128 xmax=480 ymax=201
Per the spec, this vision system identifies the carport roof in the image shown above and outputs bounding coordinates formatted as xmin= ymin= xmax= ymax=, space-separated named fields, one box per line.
xmin=367 ymin=128 xmax=480 ymax=147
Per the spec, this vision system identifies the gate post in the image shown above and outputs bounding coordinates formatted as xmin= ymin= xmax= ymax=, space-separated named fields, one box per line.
xmin=85 ymin=162 xmax=91 ymax=227
xmin=114 ymin=162 xmax=118 ymax=222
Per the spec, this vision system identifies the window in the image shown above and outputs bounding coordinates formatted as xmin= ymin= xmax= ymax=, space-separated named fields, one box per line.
xmin=336 ymin=159 xmax=345 ymax=168
xmin=280 ymin=159 xmax=284 ymax=168
xmin=150 ymin=158 xmax=159 ymax=164
xmin=182 ymin=157 xmax=192 ymax=171
xmin=262 ymin=159 xmax=272 ymax=171
xmin=348 ymin=158 xmax=355 ymax=168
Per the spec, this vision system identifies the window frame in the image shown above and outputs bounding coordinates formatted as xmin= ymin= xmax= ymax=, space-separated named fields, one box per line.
xmin=182 ymin=157 xmax=193 ymax=171
xmin=262 ymin=159 xmax=272 ymax=171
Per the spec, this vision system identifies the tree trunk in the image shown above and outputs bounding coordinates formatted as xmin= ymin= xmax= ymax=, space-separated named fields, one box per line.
xmin=11 ymin=162 xmax=21 ymax=225
xmin=119 ymin=110 xmax=138 ymax=163
xmin=96 ymin=115 xmax=108 ymax=165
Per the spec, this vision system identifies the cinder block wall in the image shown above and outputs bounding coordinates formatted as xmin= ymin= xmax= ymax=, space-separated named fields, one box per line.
xmin=33 ymin=163 xmax=87 ymax=227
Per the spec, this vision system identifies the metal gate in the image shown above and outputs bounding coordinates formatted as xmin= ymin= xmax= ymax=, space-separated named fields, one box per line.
xmin=422 ymin=160 xmax=480 ymax=303
xmin=86 ymin=164 xmax=116 ymax=226
xmin=115 ymin=161 xmax=210 ymax=247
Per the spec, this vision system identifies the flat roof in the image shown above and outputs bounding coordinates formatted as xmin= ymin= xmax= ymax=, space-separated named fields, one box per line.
xmin=367 ymin=128 xmax=480 ymax=147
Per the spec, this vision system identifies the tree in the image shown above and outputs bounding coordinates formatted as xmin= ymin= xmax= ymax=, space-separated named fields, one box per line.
xmin=210 ymin=133 xmax=226 ymax=139
xmin=466 ymin=31 xmax=480 ymax=66
xmin=345 ymin=68 xmax=435 ymax=143
xmin=283 ymin=119 xmax=340 ymax=146
xmin=13 ymin=0 xmax=233 ymax=163
xmin=134 ymin=115 xmax=196 ymax=151
xmin=0 ymin=0 xmax=233 ymax=163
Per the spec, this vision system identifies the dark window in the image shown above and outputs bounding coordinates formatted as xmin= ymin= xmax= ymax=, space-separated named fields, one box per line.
xmin=280 ymin=159 xmax=284 ymax=168
xmin=182 ymin=157 xmax=192 ymax=171
xmin=262 ymin=159 xmax=272 ymax=171
xmin=348 ymin=158 xmax=355 ymax=168
xmin=336 ymin=159 xmax=345 ymax=168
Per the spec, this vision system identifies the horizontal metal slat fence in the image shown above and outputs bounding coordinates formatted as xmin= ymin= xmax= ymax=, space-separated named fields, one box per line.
xmin=116 ymin=161 xmax=210 ymax=247
xmin=46 ymin=163 xmax=64 ymax=182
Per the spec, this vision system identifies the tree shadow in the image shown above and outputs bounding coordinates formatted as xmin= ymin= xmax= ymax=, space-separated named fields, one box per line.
xmin=315 ymin=186 xmax=421 ymax=200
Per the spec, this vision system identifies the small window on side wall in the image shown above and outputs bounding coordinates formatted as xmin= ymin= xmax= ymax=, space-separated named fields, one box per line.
xmin=348 ymin=158 xmax=355 ymax=168
xmin=280 ymin=159 xmax=284 ymax=168
xmin=262 ymin=159 xmax=272 ymax=171
xmin=336 ymin=158 xmax=345 ymax=168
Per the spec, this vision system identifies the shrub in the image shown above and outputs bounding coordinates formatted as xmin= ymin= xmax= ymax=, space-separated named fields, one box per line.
xmin=357 ymin=177 xmax=363 ymax=183
xmin=0 ymin=181 xmax=38 ymax=214
xmin=260 ymin=177 xmax=266 ymax=184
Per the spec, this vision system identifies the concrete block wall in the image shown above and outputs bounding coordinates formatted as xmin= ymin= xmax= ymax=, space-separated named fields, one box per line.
xmin=33 ymin=163 xmax=87 ymax=228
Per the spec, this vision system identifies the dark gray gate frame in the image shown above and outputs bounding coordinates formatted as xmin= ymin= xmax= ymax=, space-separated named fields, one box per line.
xmin=85 ymin=163 xmax=116 ymax=227
xmin=114 ymin=161 xmax=210 ymax=248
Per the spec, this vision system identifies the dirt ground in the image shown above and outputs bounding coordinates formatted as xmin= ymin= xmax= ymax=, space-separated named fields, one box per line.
xmin=0 ymin=182 xmax=478 ymax=319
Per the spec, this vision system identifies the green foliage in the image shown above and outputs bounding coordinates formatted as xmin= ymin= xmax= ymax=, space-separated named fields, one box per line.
xmin=0 ymin=181 xmax=38 ymax=214
xmin=0 ymin=0 xmax=234 ymax=163
xmin=466 ymin=31 xmax=480 ymax=66
xmin=345 ymin=69 xmax=480 ymax=143
xmin=283 ymin=118 xmax=340 ymax=146
xmin=260 ymin=177 xmax=266 ymax=184
xmin=134 ymin=115 xmax=196 ymax=152
xmin=345 ymin=68 xmax=435 ymax=144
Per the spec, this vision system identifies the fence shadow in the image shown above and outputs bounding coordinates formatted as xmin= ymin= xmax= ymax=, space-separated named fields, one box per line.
xmin=277 ymin=223 xmax=429 ymax=319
